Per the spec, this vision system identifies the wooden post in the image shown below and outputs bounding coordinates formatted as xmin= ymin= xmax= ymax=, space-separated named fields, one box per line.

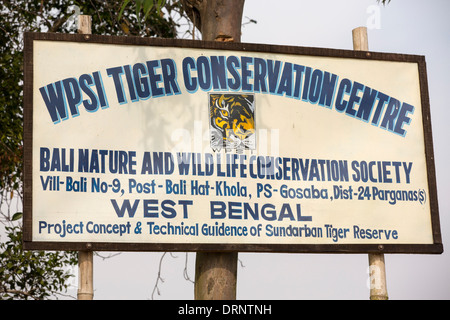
xmin=77 ymin=15 xmax=92 ymax=35
xmin=368 ymin=251 xmax=388 ymax=300
xmin=77 ymin=15 xmax=94 ymax=301
xmin=352 ymin=26 xmax=388 ymax=301
xmin=352 ymin=27 xmax=369 ymax=53
xmin=77 ymin=250 xmax=94 ymax=300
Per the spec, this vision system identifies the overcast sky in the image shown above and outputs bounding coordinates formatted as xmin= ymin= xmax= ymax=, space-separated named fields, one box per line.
xmin=65 ymin=0 xmax=450 ymax=300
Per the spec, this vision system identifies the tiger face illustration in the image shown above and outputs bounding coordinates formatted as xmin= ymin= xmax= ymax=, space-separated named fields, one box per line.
xmin=209 ymin=93 xmax=255 ymax=152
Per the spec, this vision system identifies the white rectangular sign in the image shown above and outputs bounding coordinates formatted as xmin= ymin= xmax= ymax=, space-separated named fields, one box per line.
xmin=23 ymin=33 xmax=442 ymax=253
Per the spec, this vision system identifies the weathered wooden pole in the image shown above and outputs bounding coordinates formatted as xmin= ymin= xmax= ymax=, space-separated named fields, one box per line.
xmin=352 ymin=26 xmax=388 ymax=301
xmin=352 ymin=26 xmax=369 ymax=53
xmin=77 ymin=250 xmax=94 ymax=300
xmin=187 ymin=0 xmax=245 ymax=300
xmin=368 ymin=251 xmax=389 ymax=300
xmin=76 ymin=14 xmax=94 ymax=301
xmin=77 ymin=14 xmax=92 ymax=36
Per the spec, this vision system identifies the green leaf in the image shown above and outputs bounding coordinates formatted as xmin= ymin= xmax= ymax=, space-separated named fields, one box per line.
xmin=157 ymin=0 xmax=166 ymax=14
xmin=143 ymin=0 xmax=155 ymax=19
xmin=136 ymin=0 xmax=144 ymax=16
xmin=118 ymin=0 xmax=131 ymax=21
xmin=135 ymin=0 xmax=144 ymax=28
xmin=12 ymin=211 xmax=22 ymax=221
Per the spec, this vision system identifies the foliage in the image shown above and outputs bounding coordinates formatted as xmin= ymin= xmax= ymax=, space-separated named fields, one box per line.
xmin=75 ymin=0 xmax=180 ymax=37
xmin=0 ymin=4 xmax=24 ymax=202
xmin=0 ymin=225 xmax=78 ymax=300
xmin=119 ymin=0 xmax=168 ymax=27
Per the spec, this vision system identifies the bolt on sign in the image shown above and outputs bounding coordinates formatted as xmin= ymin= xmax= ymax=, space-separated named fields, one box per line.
xmin=23 ymin=33 xmax=442 ymax=253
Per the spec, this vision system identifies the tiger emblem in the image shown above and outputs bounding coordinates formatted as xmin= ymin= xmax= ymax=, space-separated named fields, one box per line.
xmin=209 ymin=93 xmax=255 ymax=153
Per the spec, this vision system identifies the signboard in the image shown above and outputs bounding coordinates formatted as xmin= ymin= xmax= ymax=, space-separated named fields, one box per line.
xmin=23 ymin=33 xmax=442 ymax=253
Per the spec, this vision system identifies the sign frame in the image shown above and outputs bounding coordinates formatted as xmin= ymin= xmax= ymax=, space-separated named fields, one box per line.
xmin=23 ymin=32 xmax=442 ymax=254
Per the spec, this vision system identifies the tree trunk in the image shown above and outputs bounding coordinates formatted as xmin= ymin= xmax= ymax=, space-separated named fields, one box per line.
xmin=180 ymin=0 xmax=245 ymax=41
xmin=180 ymin=0 xmax=245 ymax=300
xmin=194 ymin=252 xmax=238 ymax=300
